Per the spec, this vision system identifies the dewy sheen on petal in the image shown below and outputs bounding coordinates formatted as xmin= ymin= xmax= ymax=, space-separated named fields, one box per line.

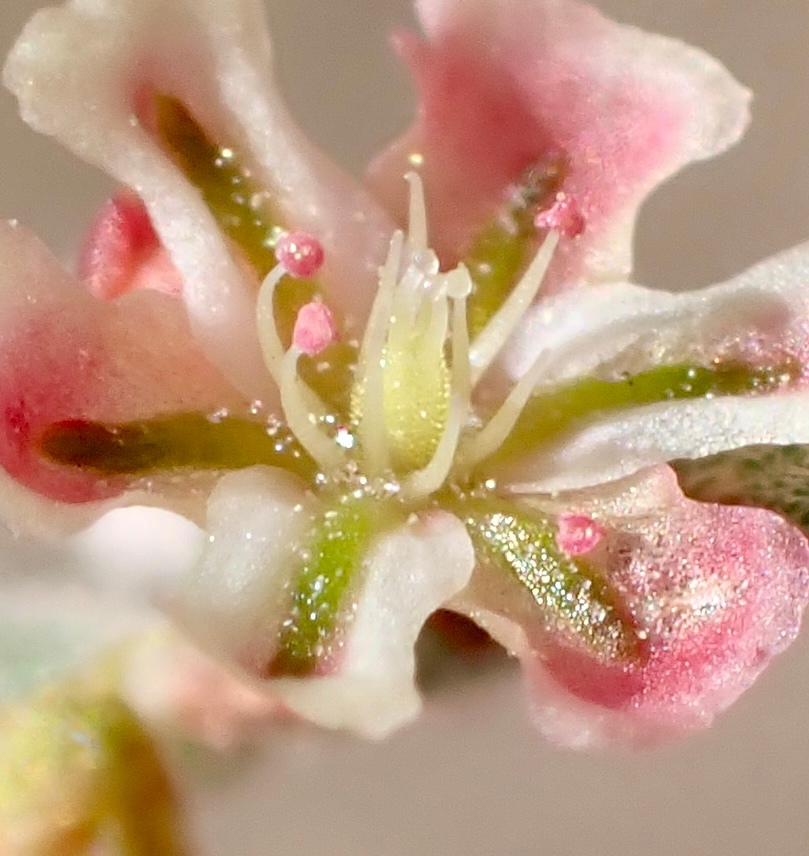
xmin=3 ymin=0 xmax=809 ymax=752
xmin=452 ymin=467 xmax=809 ymax=748
xmin=0 ymin=222 xmax=246 ymax=531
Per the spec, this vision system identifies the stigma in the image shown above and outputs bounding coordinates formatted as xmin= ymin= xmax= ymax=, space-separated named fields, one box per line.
xmin=255 ymin=174 xmax=571 ymax=502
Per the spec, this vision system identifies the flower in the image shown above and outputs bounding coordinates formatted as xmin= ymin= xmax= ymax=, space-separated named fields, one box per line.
xmin=2 ymin=0 xmax=809 ymax=751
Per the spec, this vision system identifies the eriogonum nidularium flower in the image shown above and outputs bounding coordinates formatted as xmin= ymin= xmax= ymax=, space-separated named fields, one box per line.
xmin=2 ymin=0 xmax=809 ymax=751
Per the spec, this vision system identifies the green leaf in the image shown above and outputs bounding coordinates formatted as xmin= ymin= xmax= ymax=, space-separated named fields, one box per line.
xmin=675 ymin=443 xmax=809 ymax=533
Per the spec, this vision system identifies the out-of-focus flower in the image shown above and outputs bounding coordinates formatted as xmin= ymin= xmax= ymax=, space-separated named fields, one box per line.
xmin=1 ymin=0 xmax=809 ymax=758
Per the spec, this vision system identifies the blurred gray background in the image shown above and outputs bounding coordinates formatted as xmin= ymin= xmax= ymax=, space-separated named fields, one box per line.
xmin=1 ymin=1 xmax=809 ymax=854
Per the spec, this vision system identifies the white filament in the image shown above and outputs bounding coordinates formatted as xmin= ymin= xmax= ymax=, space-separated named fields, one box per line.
xmin=256 ymin=264 xmax=287 ymax=384
xmin=257 ymin=262 xmax=334 ymax=422
xmin=458 ymin=347 xmax=553 ymax=472
xmin=405 ymin=171 xmax=428 ymax=252
xmin=257 ymin=168 xmax=564 ymax=498
xmin=280 ymin=346 xmax=347 ymax=472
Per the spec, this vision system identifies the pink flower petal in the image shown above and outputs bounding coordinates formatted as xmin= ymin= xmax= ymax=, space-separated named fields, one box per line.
xmin=368 ymin=0 xmax=749 ymax=294
xmin=0 ymin=222 xmax=245 ymax=526
xmin=453 ymin=467 xmax=809 ymax=747
xmin=121 ymin=632 xmax=284 ymax=751
xmin=78 ymin=190 xmax=183 ymax=300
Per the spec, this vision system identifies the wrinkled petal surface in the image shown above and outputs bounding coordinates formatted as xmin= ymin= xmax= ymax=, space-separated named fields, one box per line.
xmin=277 ymin=510 xmax=475 ymax=738
xmin=453 ymin=468 xmax=809 ymax=747
xmin=494 ymin=242 xmax=809 ymax=493
xmin=369 ymin=0 xmax=749 ymax=292
xmin=171 ymin=467 xmax=475 ymax=738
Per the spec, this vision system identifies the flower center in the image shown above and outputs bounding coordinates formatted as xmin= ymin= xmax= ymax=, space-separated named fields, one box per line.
xmin=38 ymin=103 xmax=798 ymax=498
xmin=255 ymin=174 xmax=564 ymax=503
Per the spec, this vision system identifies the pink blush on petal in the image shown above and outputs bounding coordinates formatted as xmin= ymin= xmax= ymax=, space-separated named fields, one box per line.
xmin=369 ymin=28 xmax=687 ymax=294
xmin=0 ymin=315 xmax=121 ymax=504
xmin=79 ymin=190 xmax=183 ymax=299
xmin=535 ymin=498 xmax=809 ymax=744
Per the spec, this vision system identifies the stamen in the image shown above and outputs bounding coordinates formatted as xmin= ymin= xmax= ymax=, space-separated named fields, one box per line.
xmin=275 ymin=232 xmax=325 ymax=279
xmin=257 ymin=232 xmax=327 ymax=394
xmin=457 ymin=346 xmax=552 ymax=472
xmin=400 ymin=397 xmax=464 ymax=500
xmin=405 ymin=172 xmax=429 ymax=252
xmin=256 ymin=263 xmax=291 ymax=382
xmin=535 ymin=194 xmax=585 ymax=239
xmin=469 ymin=230 xmax=559 ymax=385
xmin=353 ymin=229 xmax=405 ymax=475
xmin=292 ymin=301 xmax=338 ymax=357
xmin=280 ymin=343 xmax=346 ymax=473
xmin=556 ymin=514 xmax=605 ymax=556
xmin=449 ymin=266 xmax=473 ymax=402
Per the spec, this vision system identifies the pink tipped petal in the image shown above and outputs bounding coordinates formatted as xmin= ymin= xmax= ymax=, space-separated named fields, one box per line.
xmin=4 ymin=0 xmax=395 ymax=397
xmin=368 ymin=0 xmax=749 ymax=291
xmin=78 ymin=190 xmax=183 ymax=300
xmin=0 ymin=222 xmax=245 ymax=529
xmin=120 ymin=630 xmax=283 ymax=750
xmin=456 ymin=468 xmax=809 ymax=747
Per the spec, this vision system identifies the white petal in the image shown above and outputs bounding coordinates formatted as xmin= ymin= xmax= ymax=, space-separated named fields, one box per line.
xmin=510 ymin=392 xmax=809 ymax=494
xmin=495 ymin=242 xmax=809 ymax=493
xmin=166 ymin=465 xmax=315 ymax=662
xmin=4 ymin=0 xmax=393 ymax=395
xmin=275 ymin=511 xmax=475 ymax=739
xmin=0 ymin=505 xmax=202 ymax=702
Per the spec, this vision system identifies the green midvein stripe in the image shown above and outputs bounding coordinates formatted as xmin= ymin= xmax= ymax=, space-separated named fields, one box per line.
xmin=460 ymin=502 xmax=640 ymax=663
xmin=266 ymin=497 xmax=395 ymax=678
xmin=464 ymin=159 xmax=565 ymax=339
xmin=153 ymin=95 xmax=354 ymax=416
xmin=487 ymin=361 xmax=794 ymax=470
xmin=40 ymin=414 xmax=318 ymax=482
xmin=154 ymin=96 xmax=280 ymax=278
